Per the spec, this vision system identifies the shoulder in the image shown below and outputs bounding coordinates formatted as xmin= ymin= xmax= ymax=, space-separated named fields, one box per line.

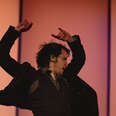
xmin=77 ymin=76 xmax=97 ymax=96
xmin=69 ymin=76 xmax=97 ymax=96
xmin=21 ymin=62 xmax=36 ymax=73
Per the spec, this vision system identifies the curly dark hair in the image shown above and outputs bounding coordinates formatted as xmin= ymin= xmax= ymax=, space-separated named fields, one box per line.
xmin=36 ymin=42 xmax=70 ymax=68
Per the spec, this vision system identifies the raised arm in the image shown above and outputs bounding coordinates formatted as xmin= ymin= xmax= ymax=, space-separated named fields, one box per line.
xmin=51 ymin=28 xmax=86 ymax=79
xmin=0 ymin=20 xmax=33 ymax=78
xmin=64 ymin=35 xmax=86 ymax=76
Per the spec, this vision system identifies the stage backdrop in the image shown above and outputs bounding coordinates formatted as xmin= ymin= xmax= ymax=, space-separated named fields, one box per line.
xmin=18 ymin=0 xmax=108 ymax=116
xmin=110 ymin=0 xmax=116 ymax=116
xmin=0 ymin=0 xmax=19 ymax=116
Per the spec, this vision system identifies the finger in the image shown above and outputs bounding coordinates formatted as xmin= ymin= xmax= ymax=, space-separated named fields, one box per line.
xmin=23 ymin=19 xmax=28 ymax=25
xmin=51 ymin=32 xmax=64 ymax=39
xmin=24 ymin=20 xmax=30 ymax=27
xmin=20 ymin=19 xmax=27 ymax=26
xmin=25 ymin=23 xmax=33 ymax=31
xmin=22 ymin=19 xmax=31 ymax=27
xmin=58 ymin=28 xmax=66 ymax=34
xmin=51 ymin=34 xmax=65 ymax=41
xmin=51 ymin=34 xmax=60 ymax=39
xmin=21 ymin=22 xmax=33 ymax=32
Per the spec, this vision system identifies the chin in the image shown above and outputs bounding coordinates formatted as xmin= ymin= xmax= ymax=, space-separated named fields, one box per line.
xmin=56 ymin=70 xmax=63 ymax=76
xmin=58 ymin=72 xmax=63 ymax=76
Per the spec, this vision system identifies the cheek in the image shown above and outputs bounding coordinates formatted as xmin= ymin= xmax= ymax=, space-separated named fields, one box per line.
xmin=56 ymin=60 xmax=63 ymax=68
xmin=57 ymin=62 xmax=62 ymax=68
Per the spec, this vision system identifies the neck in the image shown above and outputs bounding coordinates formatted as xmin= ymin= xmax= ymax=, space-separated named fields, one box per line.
xmin=40 ymin=66 xmax=57 ymax=81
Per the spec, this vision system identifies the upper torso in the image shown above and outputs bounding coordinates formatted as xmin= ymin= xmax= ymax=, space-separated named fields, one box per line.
xmin=28 ymin=70 xmax=72 ymax=116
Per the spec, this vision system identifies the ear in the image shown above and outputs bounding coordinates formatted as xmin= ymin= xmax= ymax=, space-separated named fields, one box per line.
xmin=50 ymin=55 xmax=57 ymax=62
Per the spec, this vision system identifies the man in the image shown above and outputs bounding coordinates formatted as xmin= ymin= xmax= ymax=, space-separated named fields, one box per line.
xmin=0 ymin=20 xmax=99 ymax=116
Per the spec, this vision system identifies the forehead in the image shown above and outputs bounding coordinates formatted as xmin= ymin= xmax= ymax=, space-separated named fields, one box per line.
xmin=60 ymin=49 xmax=69 ymax=58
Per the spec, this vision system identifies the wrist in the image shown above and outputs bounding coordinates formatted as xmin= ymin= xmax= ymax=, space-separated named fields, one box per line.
xmin=15 ymin=26 xmax=22 ymax=33
xmin=67 ymin=37 xmax=76 ymax=43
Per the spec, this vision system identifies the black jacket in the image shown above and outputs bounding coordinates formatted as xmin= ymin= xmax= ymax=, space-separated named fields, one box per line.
xmin=0 ymin=26 xmax=99 ymax=116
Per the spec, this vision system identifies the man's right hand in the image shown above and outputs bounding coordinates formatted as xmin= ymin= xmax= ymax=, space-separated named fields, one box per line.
xmin=51 ymin=28 xmax=76 ymax=43
xmin=15 ymin=19 xmax=33 ymax=32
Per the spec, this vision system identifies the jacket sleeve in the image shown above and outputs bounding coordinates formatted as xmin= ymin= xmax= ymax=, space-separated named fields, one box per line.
xmin=63 ymin=35 xmax=86 ymax=80
xmin=0 ymin=26 xmax=34 ymax=79
xmin=0 ymin=26 xmax=35 ymax=109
